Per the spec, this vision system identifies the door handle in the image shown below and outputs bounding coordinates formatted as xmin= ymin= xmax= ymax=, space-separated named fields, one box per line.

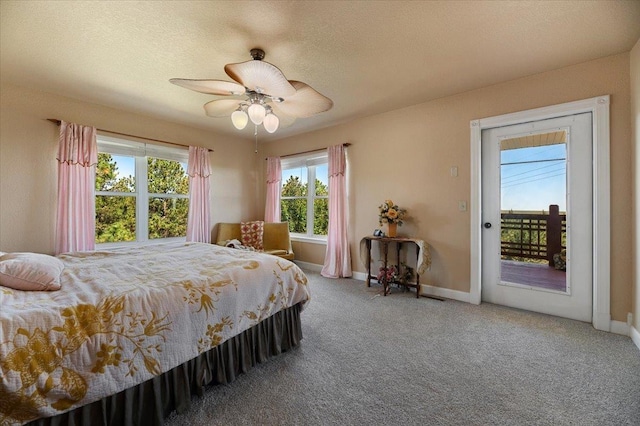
xmin=484 ymin=222 xmax=492 ymax=229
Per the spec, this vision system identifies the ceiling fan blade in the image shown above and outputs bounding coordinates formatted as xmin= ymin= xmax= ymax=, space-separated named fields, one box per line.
xmin=203 ymin=99 xmax=244 ymax=117
xmin=225 ymin=60 xmax=296 ymax=98
xmin=269 ymin=104 xmax=296 ymax=128
xmin=170 ymin=78 xmax=245 ymax=96
xmin=276 ymin=81 xmax=333 ymax=118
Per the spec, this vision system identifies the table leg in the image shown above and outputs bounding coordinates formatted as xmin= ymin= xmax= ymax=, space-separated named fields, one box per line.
xmin=396 ymin=242 xmax=401 ymax=292
xmin=382 ymin=241 xmax=389 ymax=296
xmin=416 ymin=246 xmax=420 ymax=298
xmin=366 ymin=239 xmax=372 ymax=287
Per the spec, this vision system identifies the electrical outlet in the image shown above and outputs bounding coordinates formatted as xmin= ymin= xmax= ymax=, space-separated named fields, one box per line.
xmin=458 ymin=201 xmax=467 ymax=211
xmin=627 ymin=312 xmax=633 ymax=326
xmin=450 ymin=166 xmax=458 ymax=177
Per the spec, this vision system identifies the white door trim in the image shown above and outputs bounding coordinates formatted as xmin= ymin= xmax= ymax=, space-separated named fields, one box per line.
xmin=469 ymin=95 xmax=611 ymax=331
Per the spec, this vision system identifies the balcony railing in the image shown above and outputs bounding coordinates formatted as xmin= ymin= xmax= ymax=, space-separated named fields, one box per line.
xmin=501 ymin=204 xmax=566 ymax=266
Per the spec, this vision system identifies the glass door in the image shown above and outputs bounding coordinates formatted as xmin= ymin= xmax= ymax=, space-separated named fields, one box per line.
xmin=481 ymin=113 xmax=592 ymax=322
xmin=500 ymin=133 xmax=567 ymax=292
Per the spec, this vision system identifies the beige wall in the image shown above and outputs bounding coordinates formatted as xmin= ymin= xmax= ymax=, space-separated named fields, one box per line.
xmin=0 ymin=52 xmax=634 ymax=325
xmin=0 ymin=83 xmax=259 ymax=254
xmin=631 ymin=38 xmax=640 ymax=333
xmin=291 ymin=241 xmax=326 ymax=266
xmin=261 ymin=53 xmax=632 ymax=322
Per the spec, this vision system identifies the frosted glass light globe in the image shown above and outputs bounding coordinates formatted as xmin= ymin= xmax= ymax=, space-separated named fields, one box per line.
xmin=263 ymin=113 xmax=280 ymax=133
xmin=248 ymin=103 xmax=266 ymax=125
xmin=231 ymin=110 xmax=248 ymax=130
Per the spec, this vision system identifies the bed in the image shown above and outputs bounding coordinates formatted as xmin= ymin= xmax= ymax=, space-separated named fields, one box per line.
xmin=0 ymin=242 xmax=310 ymax=426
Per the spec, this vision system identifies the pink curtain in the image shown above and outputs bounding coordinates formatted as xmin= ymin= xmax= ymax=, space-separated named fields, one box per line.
xmin=321 ymin=145 xmax=352 ymax=278
xmin=55 ymin=121 xmax=98 ymax=254
xmin=264 ymin=157 xmax=281 ymax=222
xmin=186 ymin=146 xmax=212 ymax=243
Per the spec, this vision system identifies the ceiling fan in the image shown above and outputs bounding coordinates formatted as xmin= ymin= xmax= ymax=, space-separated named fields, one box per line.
xmin=170 ymin=48 xmax=333 ymax=133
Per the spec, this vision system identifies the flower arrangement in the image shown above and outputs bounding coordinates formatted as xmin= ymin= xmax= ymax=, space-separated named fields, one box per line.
xmin=377 ymin=265 xmax=397 ymax=283
xmin=378 ymin=199 xmax=406 ymax=226
xmin=377 ymin=263 xmax=414 ymax=284
xmin=398 ymin=262 xmax=414 ymax=284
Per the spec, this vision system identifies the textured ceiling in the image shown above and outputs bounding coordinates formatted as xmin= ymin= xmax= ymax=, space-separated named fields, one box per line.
xmin=1 ymin=0 xmax=639 ymax=142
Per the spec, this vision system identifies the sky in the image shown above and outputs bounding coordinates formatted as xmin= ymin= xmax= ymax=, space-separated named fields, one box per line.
xmin=500 ymin=143 xmax=566 ymax=212
xmin=109 ymin=155 xmax=187 ymax=182
xmin=113 ymin=155 xmax=135 ymax=179
xmin=281 ymin=164 xmax=328 ymax=192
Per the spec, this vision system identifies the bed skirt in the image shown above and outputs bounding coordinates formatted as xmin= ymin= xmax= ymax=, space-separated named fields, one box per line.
xmin=27 ymin=302 xmax=303 ymax=426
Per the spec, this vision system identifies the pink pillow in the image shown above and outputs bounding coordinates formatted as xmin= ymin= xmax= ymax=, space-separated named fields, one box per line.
xmin=0 ymin=252 xmax=64 ymax=291
xmin=241 ymin=221 xmax=264 ymax=251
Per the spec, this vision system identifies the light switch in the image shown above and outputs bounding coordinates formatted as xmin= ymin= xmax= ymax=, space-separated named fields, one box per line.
xmin=450 ymin=166 xmax=458 ymax=177
xmin=458 ymin=201 xmax=467 ymax=211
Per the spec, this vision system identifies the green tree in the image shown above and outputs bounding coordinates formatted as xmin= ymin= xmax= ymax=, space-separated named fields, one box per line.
xmin=281 ymin=176 xmax=307 ymax=233
xmin=313 ymin=179 xmax=328 ymax=235
xmin=96 ymin=153 xmax=118 ymax=191
xmin=280 ymin=176 xmax=329 ymax=235
xmin=94 ymin=154 xmax=189 ymax=243
xmin=147 ymin=158 xmax=189 ymax=239
xmin=95 ymin=153 xmax=136 ymax=243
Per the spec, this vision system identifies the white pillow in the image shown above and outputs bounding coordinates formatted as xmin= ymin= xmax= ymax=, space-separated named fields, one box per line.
xmin=0 ymin=252 xmax=64 ymax=291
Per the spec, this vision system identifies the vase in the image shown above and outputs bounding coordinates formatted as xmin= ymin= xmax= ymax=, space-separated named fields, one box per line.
xmin=387 ymin=222 xmax=397 ymax=237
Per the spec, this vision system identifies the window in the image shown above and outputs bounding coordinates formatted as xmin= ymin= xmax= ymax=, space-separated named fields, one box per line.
xmin=95 ymin=136 xmax=189 ymax=245
xmin=280 ymin=153 xmax=329 ymax=239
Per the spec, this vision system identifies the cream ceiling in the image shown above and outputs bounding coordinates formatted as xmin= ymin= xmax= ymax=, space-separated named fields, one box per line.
xmin=1 ymin=0 xmax=639 ymax=142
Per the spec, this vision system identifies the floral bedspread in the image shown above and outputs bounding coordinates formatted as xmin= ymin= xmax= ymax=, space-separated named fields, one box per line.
xmin=0 ymin=242 xmax=309 ymax=425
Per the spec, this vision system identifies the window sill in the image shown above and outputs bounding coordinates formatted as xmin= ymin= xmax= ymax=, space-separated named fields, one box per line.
xmin=290 ymin=235 xmax=327 ymax=245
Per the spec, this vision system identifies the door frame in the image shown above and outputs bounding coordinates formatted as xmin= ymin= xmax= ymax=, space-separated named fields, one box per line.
xmin=469 ymin=95 xmax=611 ymax=331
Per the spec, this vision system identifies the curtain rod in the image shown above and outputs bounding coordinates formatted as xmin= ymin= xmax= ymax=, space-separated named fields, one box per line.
xmin=265 ymin=143 xmax=351 ymax=160
xmin=47 ymin=119 xmax=213 ymax=152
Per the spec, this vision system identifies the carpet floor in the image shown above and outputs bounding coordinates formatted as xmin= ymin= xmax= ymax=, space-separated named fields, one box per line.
xmin=165 ymin=271 xmax=640 ymax=425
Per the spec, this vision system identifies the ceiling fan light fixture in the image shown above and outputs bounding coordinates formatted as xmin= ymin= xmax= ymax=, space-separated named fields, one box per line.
xmin=263 ymin=113 xmax=280 ymax=133
xmin=248 ymin=103 xmax=266 ymax=125
xmin=231 ymin=109 xmax=249 ymax=130
xmin=173 ymin=48 xmax=333 ymax=135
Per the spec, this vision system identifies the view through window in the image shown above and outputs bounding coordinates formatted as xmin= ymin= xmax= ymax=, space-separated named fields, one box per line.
xmin=95 ymin=137 xmax=189 ymax=244
xmin=500 ymin=133 xmax=567 ymax=292
xmin=280 ymin=153 xmax=329 ymax=237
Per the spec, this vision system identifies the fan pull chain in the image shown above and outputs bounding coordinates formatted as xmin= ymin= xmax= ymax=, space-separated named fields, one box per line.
xmin=254 ymin=124 xmax=258 ymax=153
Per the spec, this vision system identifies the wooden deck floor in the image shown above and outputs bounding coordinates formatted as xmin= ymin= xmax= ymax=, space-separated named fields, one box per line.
xmin=501 ymin=260 xmax=566 ymax=292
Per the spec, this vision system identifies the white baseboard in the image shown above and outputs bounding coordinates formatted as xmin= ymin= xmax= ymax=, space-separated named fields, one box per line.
xmin=610 ymin=320 xmax=629 ymax=336
xmin=352 ymin=271 xmax=367 ymax=281
xmin=631 ymin=325 xmax=640 ymax=352
xmin=419 ymin=283 xmax=471 ymax=303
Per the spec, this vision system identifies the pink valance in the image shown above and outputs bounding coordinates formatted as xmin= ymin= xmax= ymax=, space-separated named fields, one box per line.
xmin=187 ymin=146 xmax=211 ymax=178
xmin=56 ymin=121 xmax=98 ymax=166
xmin=328 ymin=145 xmax=346 ymax=177
xmin=266 ymin=157 xmax=282 ymax=184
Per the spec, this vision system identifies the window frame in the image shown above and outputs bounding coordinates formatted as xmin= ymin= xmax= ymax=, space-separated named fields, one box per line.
xmin=280 ymin=152 xmax=329 ymax=242
xmin=96 ymin=135 xmax=189 ymax=248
